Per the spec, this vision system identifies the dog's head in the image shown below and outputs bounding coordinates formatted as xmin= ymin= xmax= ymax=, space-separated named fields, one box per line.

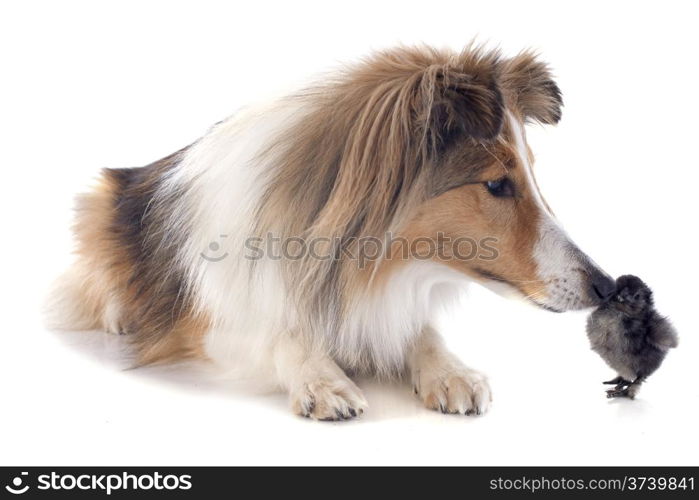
xmin=262 ymin=47 xmax=614 ymax=314
xmin=399 ymin=51 xmax=615 ymax=311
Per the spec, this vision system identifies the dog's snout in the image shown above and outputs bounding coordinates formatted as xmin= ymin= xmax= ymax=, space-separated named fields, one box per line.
xmin=590 ymin=270 xmax=616 ymax=301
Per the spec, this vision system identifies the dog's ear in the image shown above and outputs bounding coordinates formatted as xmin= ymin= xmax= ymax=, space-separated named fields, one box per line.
xmin=501 ymin=52 xmax=563 ymax=125
xmin=419 ymin=63 xmax=504 ymax=153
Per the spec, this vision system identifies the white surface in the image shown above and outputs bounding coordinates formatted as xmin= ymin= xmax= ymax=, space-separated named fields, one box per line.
xmin=1 ymin=0 xmax=697 ymax=466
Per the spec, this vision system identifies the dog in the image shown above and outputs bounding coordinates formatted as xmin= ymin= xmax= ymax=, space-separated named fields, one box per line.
xmin=47 ymin=45 xmax=615 ymax=420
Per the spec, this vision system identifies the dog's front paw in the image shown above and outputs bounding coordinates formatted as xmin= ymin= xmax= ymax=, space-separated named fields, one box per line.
xmin=414 ymin=368 xmax=492 ymax=415
xmin=290 ymin=376 xmax=368 ymax=421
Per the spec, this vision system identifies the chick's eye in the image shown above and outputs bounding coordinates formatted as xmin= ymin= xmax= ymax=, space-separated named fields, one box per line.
xmin=485 ymin=177 xmax=515 ymax=198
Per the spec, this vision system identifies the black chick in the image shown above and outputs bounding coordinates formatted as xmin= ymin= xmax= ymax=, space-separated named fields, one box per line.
xmin=586 ymin=275 xmax=678 ymax=399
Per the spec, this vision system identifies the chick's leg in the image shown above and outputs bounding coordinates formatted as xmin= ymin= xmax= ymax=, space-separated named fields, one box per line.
xmin=606 ymin=377 xmax=644 ymax=399
xmin=603 ymin=375 xmax=632 ymax=387
xmin=624 ymin=377 xmax=644 ymax=399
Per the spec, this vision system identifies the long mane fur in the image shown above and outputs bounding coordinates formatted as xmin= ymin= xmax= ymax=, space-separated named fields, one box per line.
xmin=254 ymin=46 xmax=505 ymax=346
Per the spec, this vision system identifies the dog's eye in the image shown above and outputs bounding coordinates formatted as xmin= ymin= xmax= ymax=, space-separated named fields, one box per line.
xmin=485 ymin=177 xmax=515 ymax=198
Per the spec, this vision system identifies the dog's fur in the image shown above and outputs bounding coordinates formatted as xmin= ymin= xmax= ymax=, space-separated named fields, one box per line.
xmin=47 ymin=45 xmax=614 ymax=420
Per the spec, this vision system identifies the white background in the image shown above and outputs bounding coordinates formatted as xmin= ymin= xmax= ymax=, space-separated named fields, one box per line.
xmin=1 ymin=0 xmax=697 ymax=466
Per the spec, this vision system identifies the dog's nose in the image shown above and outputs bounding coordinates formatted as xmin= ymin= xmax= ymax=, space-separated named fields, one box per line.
xmin=590 ymin=270 xmax=616 ymax=301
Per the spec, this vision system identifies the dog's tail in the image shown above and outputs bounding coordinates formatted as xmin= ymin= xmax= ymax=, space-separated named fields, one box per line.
xmin=43 ymin=263 xmax=105 ymax=331
xmin=44 ymin=177 xmax=123 ymax=333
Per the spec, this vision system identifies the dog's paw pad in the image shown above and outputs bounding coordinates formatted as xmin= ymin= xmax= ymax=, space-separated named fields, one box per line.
xmin=415 ymin=369 xmax=491 ymax=416
xmin=291 ymin=378 xmax=368 ymax=421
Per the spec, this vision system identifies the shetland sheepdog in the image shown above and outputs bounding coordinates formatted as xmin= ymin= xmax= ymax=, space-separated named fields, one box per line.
xmin=48 ymin=45 xmax=615 ymax=420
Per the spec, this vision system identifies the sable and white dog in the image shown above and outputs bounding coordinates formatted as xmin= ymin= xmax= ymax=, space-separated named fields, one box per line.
xmin=48 ymin=46 xmax=615 ymax=420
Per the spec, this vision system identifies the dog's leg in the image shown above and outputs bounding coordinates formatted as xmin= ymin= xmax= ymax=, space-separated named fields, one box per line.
xmin=408 ymin=326 xmax=492 ymax=415
xmin=274 ymin=334 xmax=368 ymax=421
